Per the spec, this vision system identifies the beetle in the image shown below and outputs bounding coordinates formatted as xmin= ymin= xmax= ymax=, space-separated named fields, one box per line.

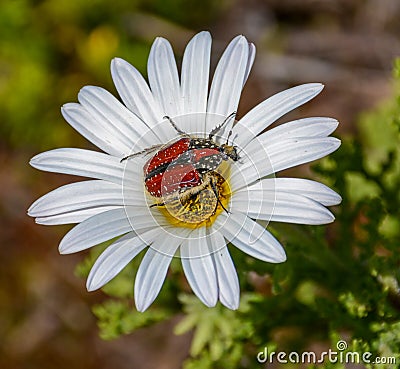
xmin=121 ymin=113 xmax=238 ymax=212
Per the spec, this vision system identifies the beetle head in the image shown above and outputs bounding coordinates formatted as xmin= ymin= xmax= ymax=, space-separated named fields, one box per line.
xmin=220 ymin=144 xmax=239 ymax=161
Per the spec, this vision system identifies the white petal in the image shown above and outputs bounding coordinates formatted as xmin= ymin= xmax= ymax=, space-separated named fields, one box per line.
xmin=126 ymin=205 xmax=170 ymax=230
xmin=207 ymin=36 xmax=250 ymax=125
xmin=181 ymin=228 xmax=218 ymax=307
xmin=58 ymin=208 xmax=132 ymax=254
xmin=232 ymin=190 xmax=335 ymax=224
xmin=232 ymin=83 xmax=324 ymax=148
xmin=254 ymin=117 xmax=338 ymax=149
xmin=78 ymin=86 xmax=159 ymax=151
xmin=28 ymin=180 xmax=145 ymax=217
xmin=215 ymin=212 xmax=286 ymax=263
xmin=111 ymin=57 xmax=164 ymax=128
xmin=58 ymin=205 xmax=164 ymax=255
xmin=61 ymin=103 xmax=123 ymax=156
xmin=181 ymin=31 xmax=211 ymax=114
xmin=86 ymin=230 xmax=157 ymax=291
xmin=255 ymin=178 xmax=342 ymax=206
xmin=148 ymin=37 xmax=182 ymax=118
xmin=208 ymin=230 xmax=239 ymax=310
xmin=29 ymin=148 xmax=130 ymax=185
xmin=243 ymin=42 xmax=256 ymax=85
xmin=230 ymin=137 xmax=341 ymax=190
xmin=268 ymin=137 xmax=341 ymax=173
xmin=134 ymin=230 xmax=186 ymax=312
xmin=35 ymin=206 xmax=119 ymax=225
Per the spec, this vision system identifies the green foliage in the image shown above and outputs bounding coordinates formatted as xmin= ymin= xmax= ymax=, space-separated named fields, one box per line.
xmin=175 ymin=293 xmax=259 ymax=368
xmin=93 ymin=300 xmax=170 ymax=340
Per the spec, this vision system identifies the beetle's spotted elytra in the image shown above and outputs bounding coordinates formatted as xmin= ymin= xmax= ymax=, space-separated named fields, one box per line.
xmin=121 ymin=113 xmax=237 ymax=222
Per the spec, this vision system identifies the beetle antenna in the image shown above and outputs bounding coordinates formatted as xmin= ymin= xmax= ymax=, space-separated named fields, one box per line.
xmin=225 ymin=129 xmax=233 ymax=145
xmin=164 ymin=116 xmax=189 ymax=137
xmin=209 ymin=111 xmax=236 ymax=140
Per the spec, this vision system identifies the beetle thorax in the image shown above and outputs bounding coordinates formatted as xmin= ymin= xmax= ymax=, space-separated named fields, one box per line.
xmin=188 ymin=137 xmax=219 ymax=150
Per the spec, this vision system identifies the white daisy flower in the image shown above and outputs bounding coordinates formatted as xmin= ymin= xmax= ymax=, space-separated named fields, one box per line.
xmin=28 ymin=31 xmax=341 ymax=311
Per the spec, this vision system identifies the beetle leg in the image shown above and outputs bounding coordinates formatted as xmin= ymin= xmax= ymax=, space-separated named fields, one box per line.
xmin=163 ymin=116 xmax=190 ymax=137
xmin=149 ymin=178 xmax=209 ymax=209
xmin=208 ymin=175 xmax=230 ymax=214
xmin=120 ymin=144 xmax=164 ymax=163
xmin=181 ymin=172 xmax=230 ymax=214
xmin=178 ymin=176 xmax=210 ymax=205
xmin=149 ymin=201 xmax=165 ymax=208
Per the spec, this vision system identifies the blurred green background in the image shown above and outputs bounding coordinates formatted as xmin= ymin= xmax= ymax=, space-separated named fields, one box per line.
xmin=1 ymin=1 xmax=400 ymax=368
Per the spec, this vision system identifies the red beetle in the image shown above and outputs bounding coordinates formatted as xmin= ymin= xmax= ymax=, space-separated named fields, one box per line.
xmin=122 ymin=114 xmax=238 ymax=208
